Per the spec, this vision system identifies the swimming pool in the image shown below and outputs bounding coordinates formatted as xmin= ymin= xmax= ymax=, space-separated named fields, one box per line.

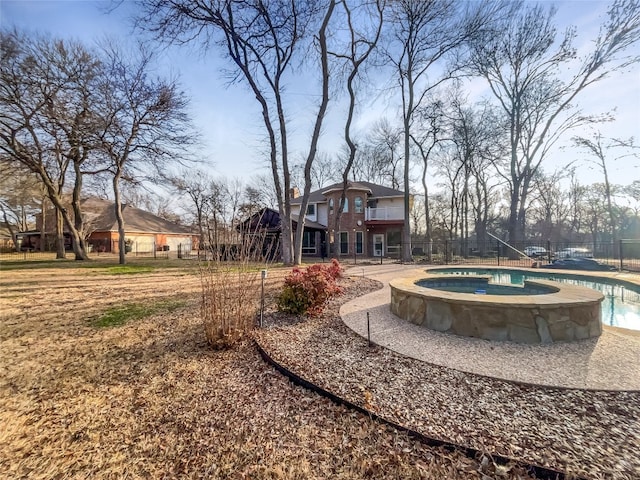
xmin=427 ymin=268 xmax=640 ymax=331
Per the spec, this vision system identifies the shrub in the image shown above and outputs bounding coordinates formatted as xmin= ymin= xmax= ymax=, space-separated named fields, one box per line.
xmin=200 ymin=229 xmax=277 ymax=349
xmin=277 ymin=259 xmax=343 ymax=315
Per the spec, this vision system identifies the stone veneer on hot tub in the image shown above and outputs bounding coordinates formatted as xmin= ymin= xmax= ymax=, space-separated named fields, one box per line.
xmin=390 ymin=275 xmax=604 ymax=344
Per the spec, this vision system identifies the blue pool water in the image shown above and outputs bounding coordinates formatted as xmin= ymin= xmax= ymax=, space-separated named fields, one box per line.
xmin=427 ymin=268 xmax=640 ymax=331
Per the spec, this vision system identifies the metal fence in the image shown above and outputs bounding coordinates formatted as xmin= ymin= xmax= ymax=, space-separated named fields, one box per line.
xmin=0 ymin=242 xmax=198 ymax=261
xmin=406 ymin=239 xmax=640 ymax=272
xmin=3 ymin=238 xmax=640 ymax=272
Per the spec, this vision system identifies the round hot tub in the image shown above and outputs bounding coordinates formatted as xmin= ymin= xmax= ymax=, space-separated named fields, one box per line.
xmin=390 ymin=275 xmax=604 ymax=344
xmin=416 ymin=277 xmax=559 ymax=296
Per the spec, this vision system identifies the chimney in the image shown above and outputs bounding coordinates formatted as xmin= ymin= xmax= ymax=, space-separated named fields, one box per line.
xmin=290 ymin=187 xmax=300 ymax=199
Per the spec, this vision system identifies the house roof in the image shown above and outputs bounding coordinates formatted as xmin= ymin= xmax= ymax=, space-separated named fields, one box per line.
xmin=290 ymin=181 xmax=405 ymax=205
xmin=84 ymin=198 xmax=192 ymax=235
xmin=291 ymin=214 xmax=326 ymax=231
xmin=239 ymin=207 xmax=327 ymax=232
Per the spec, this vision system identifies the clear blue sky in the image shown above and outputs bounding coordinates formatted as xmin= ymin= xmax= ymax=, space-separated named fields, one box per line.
xmin=1 ymin=0 xmax=639 ymax=188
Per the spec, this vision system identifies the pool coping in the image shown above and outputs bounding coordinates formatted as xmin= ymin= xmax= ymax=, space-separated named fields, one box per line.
xmin=392 ymin=274 xmax=604 ymax=308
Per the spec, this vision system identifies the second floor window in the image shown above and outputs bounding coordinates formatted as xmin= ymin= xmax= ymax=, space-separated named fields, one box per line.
xmin=329 ymin=198 xmax=334 ymax=213
xmin=306 ymin=204 xmax=315 ymax=216
xmin=354 ymin=196 xmax=363 ymax=213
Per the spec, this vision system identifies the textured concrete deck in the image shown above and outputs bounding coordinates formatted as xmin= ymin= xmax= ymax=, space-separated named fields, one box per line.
xmin=341 ymin=264 xmax=640 ymax=390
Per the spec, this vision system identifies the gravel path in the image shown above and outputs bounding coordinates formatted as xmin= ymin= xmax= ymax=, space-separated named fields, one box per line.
xmin=257 ymin=266 xmax=640 ymax=480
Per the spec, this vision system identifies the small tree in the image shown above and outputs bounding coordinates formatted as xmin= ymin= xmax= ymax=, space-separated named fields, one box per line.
xmin=572 ymin=131 xmax=639 ymax=241
xmin=200 ymin=220 xmax=279 ymax=349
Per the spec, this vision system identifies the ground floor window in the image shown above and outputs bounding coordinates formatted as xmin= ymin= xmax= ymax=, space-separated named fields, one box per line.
xmin=302 ymin=231 xmax=317 ymax=254
xmin=339 ymin=231 xmax=349 ymax=254
xmin=355 ymin=231 xmax=363 ymax=254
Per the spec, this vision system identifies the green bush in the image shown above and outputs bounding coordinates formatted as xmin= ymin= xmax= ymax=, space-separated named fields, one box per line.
xmin=277 ymin=259 xmax=343 ymax=315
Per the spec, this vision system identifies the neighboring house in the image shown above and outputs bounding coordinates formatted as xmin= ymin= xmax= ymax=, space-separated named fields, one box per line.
xmin=241 ymin=181 xmax=410 ymax=258
xmin=19 ymin=198 xmax=196 ymax=254
xmin=0 ymin=221 xmax=15 ymax=251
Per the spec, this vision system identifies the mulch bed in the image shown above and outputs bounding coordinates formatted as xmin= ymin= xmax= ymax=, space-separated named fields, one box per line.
xmin=256 ymin=275 xmax=640 ymax=480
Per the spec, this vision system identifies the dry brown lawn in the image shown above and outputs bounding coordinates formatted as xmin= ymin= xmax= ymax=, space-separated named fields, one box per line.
xmin=0 ymin=260 xmax=539 ymax=479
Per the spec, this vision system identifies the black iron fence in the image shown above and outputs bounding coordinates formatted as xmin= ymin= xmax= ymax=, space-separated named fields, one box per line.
xmin=407 ymin=239 xmax=640 ymax=272
xmin=3 ymin=237 xmax=640 ymax=272
xmin=89 ymin=239 xmax=197 ymax=259
xmin=1 ymin=241 xmax=198 ymax=261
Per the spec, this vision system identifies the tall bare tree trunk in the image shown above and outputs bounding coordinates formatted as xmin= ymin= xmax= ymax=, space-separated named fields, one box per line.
xmin=402 ymin=98 xmax=412 ymax=263
xmin=40 ymin=195 xmax=47 ymax=252
xmin=113 ymin=172 xmax=126 ymax=265
xmin=55 ymin=207 xmax=65 ymax=259
xmin=293 ymin=1 xmax=336 ymax=265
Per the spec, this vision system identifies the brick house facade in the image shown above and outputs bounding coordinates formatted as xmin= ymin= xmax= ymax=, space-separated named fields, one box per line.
xmin=20 ymin=198 xmax=196 ymax=254
xmin=290 ymin=181 xmax=410 ymax=258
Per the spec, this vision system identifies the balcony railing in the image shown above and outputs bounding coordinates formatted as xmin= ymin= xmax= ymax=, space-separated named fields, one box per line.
xmin=365 ymin=206 xmax=404 ymax=221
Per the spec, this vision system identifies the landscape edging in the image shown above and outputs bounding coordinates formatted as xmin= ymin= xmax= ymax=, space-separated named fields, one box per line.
xmin=255 ymin=340 xmax=581 ymax=480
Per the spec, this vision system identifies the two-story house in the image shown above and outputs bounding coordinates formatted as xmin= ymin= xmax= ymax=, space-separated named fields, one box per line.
xmin=290 ymin=181 xmax=409 ymax=258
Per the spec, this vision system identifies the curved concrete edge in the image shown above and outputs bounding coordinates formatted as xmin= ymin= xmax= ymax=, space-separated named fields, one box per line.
xmin=390 ymin=274 xmax=603 ymax=344
xmin=254 ymin=340 xmax=577 ymax=480
xmin=339 ymin=266 xmax=640 ymax=391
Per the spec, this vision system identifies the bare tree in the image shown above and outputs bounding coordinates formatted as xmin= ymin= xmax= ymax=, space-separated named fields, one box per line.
xmin=383 ymin=0 xmax=503 ymax=262
xmin=0 ymin=30 xmax=102 ymax=259
xmin=469 ymin=0 xmax=640 ymax=253
xmin=309 ymin=151 xmax=340 ymax=190
xmin=247 ymin=173 xmax=279 ymax=210
xmin=96 ymin=43 xmax=193 ymax=264
xmin=345 ymin=141 xmax=392 ymax=186
xmin=0 ymin=158 xmax=42 ymax=249
xmin=566 ymin=171 xmax=587 ymax=240
xmin=583 ymin=183 xmax=612 ymax=247
xmin=625 ymin=181 xmax=640 ymax=204
xmin=528 ymin=168 xmax=571 ymax=242
xmin=572 ymin=131 xmax=639 ymax=240
xmin=238 ymin=183 xmax=267 ymax=219
xmin=368 ymin=118 xmax=403 ymax=189
xmin=410 ymin=99 xmax=447 ymax=261
xmin=329 ymin=0 xmax=384 ymax=244
xmin=138 ymin=0 xmax=329 ymax=265
xmin=447 ymin=97 xmax=506 ymax=253
xmin=169 ymin=169 xmax=214 ymax=251
xmin=289 ymin=151 xmax=339 ymax=192
xmin=289 ymin=0 xmax=336 ymax=264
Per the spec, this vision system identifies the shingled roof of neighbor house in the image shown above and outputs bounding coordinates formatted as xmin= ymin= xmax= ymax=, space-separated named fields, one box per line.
xmin=81 ymin=198 xmax=192 ymax=234
xmin=290 ymin=181 xmax=405 ymax=205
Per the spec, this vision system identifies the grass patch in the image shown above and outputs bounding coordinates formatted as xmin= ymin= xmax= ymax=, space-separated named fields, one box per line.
xmin=0 ymin=259 xmax=78 ymax=270
xmin=0 ymin=256 xmax=201 ymax=272
xmin=92 ymin=299 xmax=187 ymax=328
xmin=102 ymin=265 xmax=156 ymax=275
